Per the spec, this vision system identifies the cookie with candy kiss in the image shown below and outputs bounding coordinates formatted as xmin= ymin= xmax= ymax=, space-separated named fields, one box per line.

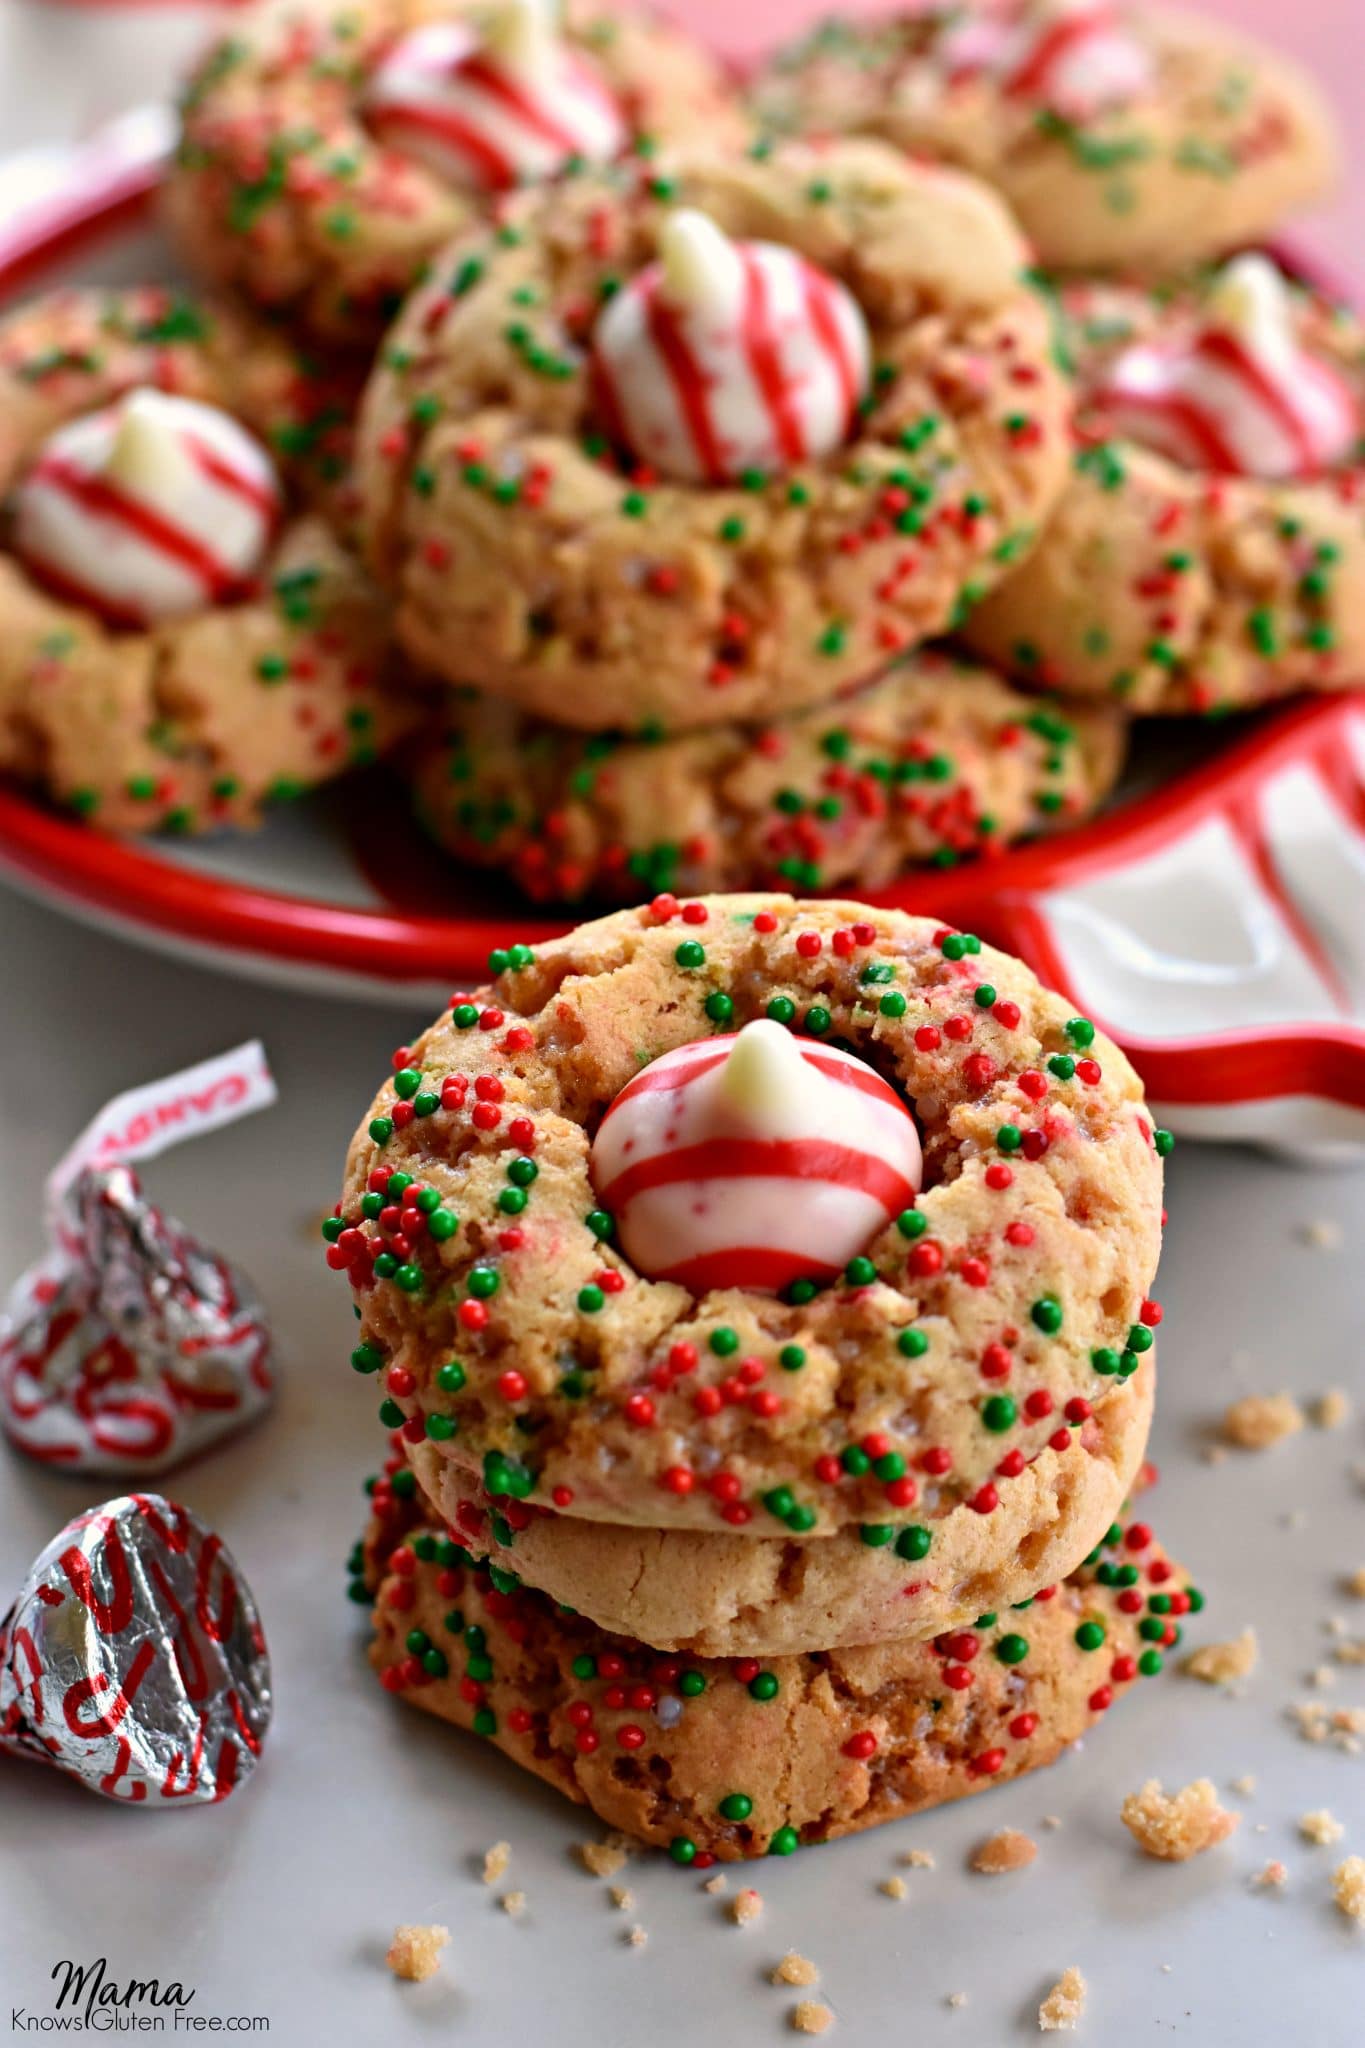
xmin=12 ymin=387 xmax=281 ymax=627
xmin=592 ymin=208 xmax=872 ymax=485
xmin=938 ymin=0 xmax=1152 ymax=122
xmin=589 ymin=1018 xmax=921 ymax=1293
xmin=1092 ymin=254 xmax=1359 ymax=480
xmin=364 ymin=0 xmax=625 ymax=195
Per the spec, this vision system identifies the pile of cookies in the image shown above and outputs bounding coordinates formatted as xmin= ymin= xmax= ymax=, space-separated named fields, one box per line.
xmin=1 ymin=0 xmax=1354 ymax=893
xmin=332 ymin=892 xmax=1197 ymax=1858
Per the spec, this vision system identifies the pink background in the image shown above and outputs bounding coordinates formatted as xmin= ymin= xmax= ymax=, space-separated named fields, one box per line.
xmin=10 ymin=0 xmax=1362 ymax=282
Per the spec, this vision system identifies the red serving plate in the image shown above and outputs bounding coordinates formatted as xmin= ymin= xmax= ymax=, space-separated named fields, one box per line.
xmin=0 ymin=107 xmax=1362 ymax=1148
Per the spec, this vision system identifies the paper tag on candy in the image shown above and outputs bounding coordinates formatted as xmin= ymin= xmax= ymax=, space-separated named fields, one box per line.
xmin=47 ymin=1040 xmax=277 ymax=1224
xmin=1 ymin=1046 xmax=278 ymax=1475
xmin=0 ymin=1493 xmax=271 ymax=1806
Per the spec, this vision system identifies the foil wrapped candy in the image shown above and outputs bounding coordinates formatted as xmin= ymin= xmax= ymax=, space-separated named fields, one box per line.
xmin=1 ymin=1164 xmax=273 ymax=1473
xmin=1 ymin=1043 xmax=277 ymax=1475
xmin=0 ymin=1492 xmax=272 ymax=1805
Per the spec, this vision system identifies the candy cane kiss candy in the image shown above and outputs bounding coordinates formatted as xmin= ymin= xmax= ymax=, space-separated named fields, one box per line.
xmin=13 ymin=386 xmax=281 ymax=626
xmin=0 ymin=1493 xmax=271 ymax=1806
xmin=1093 ymin=253 xmax=1359 ymax=479
xmin=364 ymin=0 xmax=625 ymax=194
xmin=592 ymin=208 xmax=872 ymax=484
xmin=589 ymin=1018 xmax=922 ymax=1291
xmin=0 ymin=1043 xmax=279 ymax=1475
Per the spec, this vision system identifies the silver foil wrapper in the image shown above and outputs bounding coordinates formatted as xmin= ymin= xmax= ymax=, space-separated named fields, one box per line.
xmin=0 ymin=1164 xmax=274 ymax=1474
xmin=0 ymin=1493 xmax=271 ymax=1805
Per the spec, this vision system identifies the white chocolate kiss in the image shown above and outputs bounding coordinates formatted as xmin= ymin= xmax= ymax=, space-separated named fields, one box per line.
xmin=1095 ymin=254 xmax=1359 ymax=480
xmin=13 ymin=388 xmax=280 ymax=627
xmin=482 ymin=0 xmax=557 ymax=80
xmin=363 ymin=3 xmax=625 ymax=195
xmin=592 ymin=209 xmax=872 ymax=485
xmin=589 ymin=1020 xmax=923 ymax=1294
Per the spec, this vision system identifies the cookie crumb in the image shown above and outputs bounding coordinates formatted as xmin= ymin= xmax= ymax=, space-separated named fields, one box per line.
xmin=577 ymin=1837 xmax=628 ymax=1878
xmin=1038 ymin=1966 xmax=1086 ymax=2032
xmin=385 ymin=1926 xmax=449 ymax=1983
xmin=1222 ymin=1393 xmax=1303 ymax=1449
xmin=1335 ymin=1639 xmax=1365 ymax=1666
xmin=1121 ymin=1779 xmax=1240 ymax=1861
xmin=792 ymin=2000 xmax=833 ymax=2035
xmin=702 ymin=1874 xmax=727 ymax=1895
xmin=772 ymin=1954 xmax=820 ymax=1988
xmin=1298 ymin=1218 xmax=1342 ymax=1250
xmin=1230 ymin=1775 xmax=1257 ymax=1796
xmin=879 ymin=1876 xmax=907 ymax=1900
xmin=1332 ymin=1858 xmax=1365 ymax=1923
xmin=1183 ymin=1628 xmax=1258 ymax=1686
xmin=499 ymin=1891 xmax=526 ymax=1918
xmin=946 ymin=1991 xmax=968 ymax=2011
xmin=1253 ymin=1861 xmax=1288 ymax=1889
xmin=482 ymin=1841 xmax=510 ymax=1886
xmin=728 ymin=1887 xmax=763 ymax=1927
xmin=627 ymin=1924 xmax=648 ymax=1949
xmin=1311 ymin=1390 xmax=1351 ymax=1430
xmin=1290 ymin=1701 xmax=1365 ymax=1751
xmin=900 ymin=1847 xmax=936 ymax=1869
xmin=1301 ymin=1809 xmax=1345 ymax=1845
xmin=970 ymin=1828 xmax=1038 ymax=1874
xmin=1041 ymin=1815 xmax=1063 ymax=1831
xmin=1346 ymin=1568 xmax=1365 ymax=1599
xmin=609 ymin=1885 xmax=633 ymax=1911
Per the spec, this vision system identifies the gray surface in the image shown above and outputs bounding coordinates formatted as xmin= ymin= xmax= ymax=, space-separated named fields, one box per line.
xmin=2 ymin=878 xmax=1363 ymax=2047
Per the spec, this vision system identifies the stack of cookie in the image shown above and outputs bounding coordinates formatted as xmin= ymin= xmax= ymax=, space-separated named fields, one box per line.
xmin=331 ymin=894 xmax=1199 ymax=1860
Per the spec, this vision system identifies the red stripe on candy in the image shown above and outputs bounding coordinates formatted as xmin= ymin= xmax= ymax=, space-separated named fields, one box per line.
xmin=598 ymin=1037 xmax=907 ymax=1123
xmin=370 ymin=100 xmax=515 ymax=188
xmin=1006 ymin=13 xmax=1106 ymax=100
xmin=643 ymin=276 xmax=727 ymax=485
xmin=30 ymin=455 xmax=246 ymax=603
xmin=594 ymin=1134 xmax=916 ymax=1212
xmin=13 ymin=541 xmax=152 ymax=625
xmin=739 ymin=249 xmax=807 ymax=468
xmin=1194 ymin=330 xmax=1320 ymax=475
xmin=651 ymin=1245 xmax=842 ymax=1291
xmin=187 ymin=435 xmax=279 ymax=522
xmin=457 ymin=52 xmax=586 ymax=156
xmin=802 ymin=266 xmax=861 ymax=434
xmin=1102 ymin=385 xmax=1244 ymax=473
